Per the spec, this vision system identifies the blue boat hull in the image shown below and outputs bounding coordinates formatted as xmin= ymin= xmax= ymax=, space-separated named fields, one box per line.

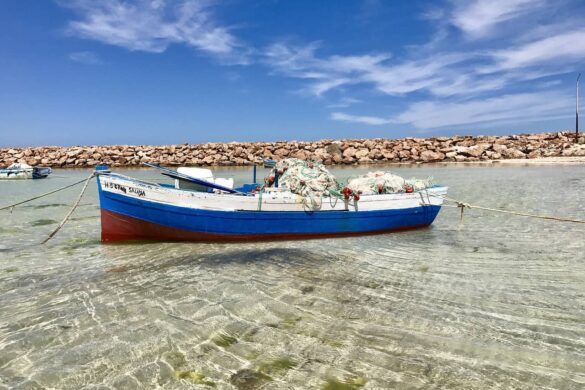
xmin=99 ymin=187 xmax=442 ymax=242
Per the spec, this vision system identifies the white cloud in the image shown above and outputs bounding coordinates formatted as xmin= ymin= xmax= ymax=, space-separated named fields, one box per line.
xmin=264 ymin=42 xmax=485 ymax=97
xmin=359 ymin=53 xmax=477 ymax=96
xmin=275 ymin=31 xmax=585 ymax=99
xmin=263 ymin=42 xmax=323 ymax=78
xmin=420 ymin=6 xmax=445 ymax=21
xmin=327 ymin=97 xmax=361 ymax=108
xmin=262 ymin=3 xmax=583 ymax=130
xmin=263 ymin=42 xmax=393 ymax=96
xmin=394 ymin=91 xmax=573 ymax=129
xmin=260 ymin=2 xmax=584 ymax=103
xmin=487 ymin=29 xmax=585 ymax=71
xmin=331 ymin=112 xmax=393 ymax=126
xmin=62 ymin=0 xmax=245 ymax=61
xmin=59 ymin=0 xmax=584 ymax=131
xmin=451 ymin=0 xmax=546 ymax=38
xmin=536 ymin=79 xmax=563 ymax=88
xmin=69 ymin=50 xmax=101 ymax=64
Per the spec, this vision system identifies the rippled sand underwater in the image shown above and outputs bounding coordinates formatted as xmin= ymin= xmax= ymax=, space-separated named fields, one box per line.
xmin=1 ymin=164 xmax=584 ymax=389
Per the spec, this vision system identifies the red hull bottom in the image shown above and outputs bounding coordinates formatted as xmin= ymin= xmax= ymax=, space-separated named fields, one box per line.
xmin=100 ymin=209 xmax=431 ymax=243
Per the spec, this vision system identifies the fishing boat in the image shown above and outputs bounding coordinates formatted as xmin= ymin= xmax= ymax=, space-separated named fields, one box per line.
xmin=0 ymin=163 xmax=52 ymax=180
xmin=95 ymin=163 xmax=447 ymax=242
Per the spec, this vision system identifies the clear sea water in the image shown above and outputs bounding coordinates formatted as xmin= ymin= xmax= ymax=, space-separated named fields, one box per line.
xmin=0 ymin=164 xmax=584 ymax=389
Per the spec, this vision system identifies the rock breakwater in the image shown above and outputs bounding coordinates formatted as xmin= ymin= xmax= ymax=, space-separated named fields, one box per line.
xmin=1 ymin=132 xmax=584 ymax=168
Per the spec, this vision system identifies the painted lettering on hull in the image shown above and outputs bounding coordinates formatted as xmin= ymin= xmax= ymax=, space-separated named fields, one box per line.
xmin=103 ymin=181 xmax=146 ymax=197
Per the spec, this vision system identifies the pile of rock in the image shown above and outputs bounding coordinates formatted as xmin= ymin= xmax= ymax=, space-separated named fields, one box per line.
xmin=1 ymin=132 xmax=584 ymax=168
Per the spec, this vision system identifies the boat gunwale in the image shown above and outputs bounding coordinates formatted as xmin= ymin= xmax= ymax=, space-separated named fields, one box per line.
xmin=100 ymin=172 xmax=448 ymax=204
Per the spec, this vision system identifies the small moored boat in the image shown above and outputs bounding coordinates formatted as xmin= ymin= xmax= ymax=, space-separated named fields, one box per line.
xmin=0 ymin=163 xmax=52 ymax=180
xmin=95 ymin=161 xmax=447 ymax=243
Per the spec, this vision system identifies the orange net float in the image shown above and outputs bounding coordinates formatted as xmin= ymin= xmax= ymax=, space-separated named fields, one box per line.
xmin=342 ymin=187 xmax=353 ymax=200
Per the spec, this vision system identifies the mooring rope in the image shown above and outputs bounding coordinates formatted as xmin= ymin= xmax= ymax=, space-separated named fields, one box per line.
xmin=0 ymin=176 xmax=92 ymax=212
xmin=42 ymin=173 xmax=95 ymax=244
xmin=256 ymin=186 xmax=264 ymax=211
xmin=430 ymin=193 xmax=585 ymax=224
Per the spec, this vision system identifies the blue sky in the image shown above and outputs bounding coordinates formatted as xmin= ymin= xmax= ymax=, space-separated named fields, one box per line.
xmin=1 ymin=0 xmax=584 ymax=147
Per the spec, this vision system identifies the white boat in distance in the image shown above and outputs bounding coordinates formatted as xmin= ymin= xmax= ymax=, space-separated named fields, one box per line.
xmin=0 ymin=163 xmax=52 ymax=180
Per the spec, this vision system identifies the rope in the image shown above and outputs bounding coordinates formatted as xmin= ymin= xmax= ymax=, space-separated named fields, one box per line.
xmin=42 ymin=173 xmax=95 ymax=244
xmin=329 ymin=192 xmax=338 ymax=208
xmin=302 ymin=193 xmax=323 ymax=213
xmin=0 ymin=176 xmax=92 ymax=211
xmin=325 ymin=188 xmax=357 ymax=211
xmin=327 ymin=188 xmax=344 ymax=200
xmin=257 ymin=187 xmax=264 ymax=211
xmin=430 ymin=193 xmax=585 ymax=224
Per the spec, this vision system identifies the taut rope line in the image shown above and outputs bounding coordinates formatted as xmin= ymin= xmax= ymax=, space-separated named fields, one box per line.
xmin=431 ymin=193 xmax=585 ymax=224
xmin=0 ymin=176 xmax=92 ymax=212
xmin=42 ymin=173 xmax=95 ymax=244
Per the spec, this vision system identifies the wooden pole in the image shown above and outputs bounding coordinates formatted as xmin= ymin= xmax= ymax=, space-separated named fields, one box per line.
xmin=577 ymin=73 xmax=581 ymax=143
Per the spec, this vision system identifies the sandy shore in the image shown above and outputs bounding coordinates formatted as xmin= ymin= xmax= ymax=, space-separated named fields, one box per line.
xmin=434 ymin=156 xmax=585 ymax=165
xmin=492 ymin=156 xmax=585 ymax=164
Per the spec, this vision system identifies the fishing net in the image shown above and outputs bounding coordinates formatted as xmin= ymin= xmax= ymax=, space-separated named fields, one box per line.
xmin=346 ymin=171 xmax=434 ymax=195
xmin=266 ymin=159 xmax=434 ymax=201
xmin=267 ymin=158 xmax=340 ymax=199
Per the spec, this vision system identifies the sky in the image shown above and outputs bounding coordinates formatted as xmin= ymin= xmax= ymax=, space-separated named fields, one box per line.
xmin=1 ymin=0 xmax=584 ymax=147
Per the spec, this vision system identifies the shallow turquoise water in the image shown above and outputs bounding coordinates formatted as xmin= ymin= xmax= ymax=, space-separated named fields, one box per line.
xmin=0 ymin=164 xmax=584 ymax=389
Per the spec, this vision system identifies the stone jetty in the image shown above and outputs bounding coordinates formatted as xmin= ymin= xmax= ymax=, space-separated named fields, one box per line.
xmin=1 ymin=132 xmax=585 ymax=168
